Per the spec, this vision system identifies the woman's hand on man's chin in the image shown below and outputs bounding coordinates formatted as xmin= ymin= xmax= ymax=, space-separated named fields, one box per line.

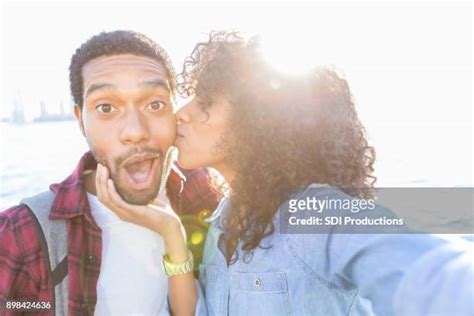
xmin=95 ymin=163 xmax=189 ymax=262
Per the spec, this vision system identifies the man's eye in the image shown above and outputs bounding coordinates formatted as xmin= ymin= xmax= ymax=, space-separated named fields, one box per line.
xmin=96 ymin=104 xmax=117 ymax=114
xmin=146 ymin=101 xmax=166 ymax=111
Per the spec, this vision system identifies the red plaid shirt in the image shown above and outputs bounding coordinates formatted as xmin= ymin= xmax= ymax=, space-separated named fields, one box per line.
xmin=0 ymin=151 xmax=221 ymax=315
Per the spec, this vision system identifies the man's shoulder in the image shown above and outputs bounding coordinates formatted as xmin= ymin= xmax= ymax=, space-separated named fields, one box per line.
xmin=0 ymin=203 xmax=48 ymax=289
xmin=0 ymin=203 xmax=41 ymax=249
xmin=171 ymin=163 xmax=210 ymax=182
xmin=0 ymin=204 xmax=34 ymax=231
xmin=0 ymin=203 xmax=42 ymax=262
xmin=167 ymin=166 xmax=222 ymax=215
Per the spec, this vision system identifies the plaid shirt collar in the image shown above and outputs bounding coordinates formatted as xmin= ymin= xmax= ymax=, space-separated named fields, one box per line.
xmin=48 ymin=151 xmax=185 ymax=223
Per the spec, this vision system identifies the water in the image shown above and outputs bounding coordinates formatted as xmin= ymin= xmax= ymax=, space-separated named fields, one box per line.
xmin=0 ymin=122 xmax=472 ymax=209
xmin=1 ymin=121 xmax=88 ymax=208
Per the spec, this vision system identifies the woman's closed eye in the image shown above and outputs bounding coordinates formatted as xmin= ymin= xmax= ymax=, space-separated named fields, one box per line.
xmin=195 ymin=95 xmax=211 ymax=110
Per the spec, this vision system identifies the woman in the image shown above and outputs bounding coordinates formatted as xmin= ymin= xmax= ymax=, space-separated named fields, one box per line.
xmin=95 ymin=32 xmax=471 ymax=315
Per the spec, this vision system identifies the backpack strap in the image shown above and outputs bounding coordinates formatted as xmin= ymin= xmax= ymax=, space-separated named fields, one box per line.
xmin=21 ymin=191 xmax=68 ymax=316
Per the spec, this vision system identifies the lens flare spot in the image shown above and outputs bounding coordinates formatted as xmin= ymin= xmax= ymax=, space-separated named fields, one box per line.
xmin=198 ymin=209 xmax=212 ymax=223
xmin=191 ymin=231 xmax=204 ymax=245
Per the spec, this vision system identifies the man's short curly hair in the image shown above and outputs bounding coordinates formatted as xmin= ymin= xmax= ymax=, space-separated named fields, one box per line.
xmin=69 ymin=30 xmax=176 ymax=108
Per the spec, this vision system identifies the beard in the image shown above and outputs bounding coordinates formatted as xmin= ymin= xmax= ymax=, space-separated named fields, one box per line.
xmin=91 ymin=146 xmax=164 ymax=205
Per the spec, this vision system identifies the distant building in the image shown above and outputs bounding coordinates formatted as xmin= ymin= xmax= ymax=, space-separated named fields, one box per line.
xmin=11 ymin=98 xmax=25 ymax=124
xmin=33 ymin=100 xmax=75 ymax=123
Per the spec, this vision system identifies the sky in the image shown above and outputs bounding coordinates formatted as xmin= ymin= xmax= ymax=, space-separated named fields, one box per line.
xmin=0 ymin=1 xmax=472 ymax=186
xmin=1 ymin=1 xmax=471 ymax=122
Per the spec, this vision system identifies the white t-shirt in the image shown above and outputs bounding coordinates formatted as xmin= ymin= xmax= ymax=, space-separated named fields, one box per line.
xmin=87 ymin=193 xmax=168 ymax=315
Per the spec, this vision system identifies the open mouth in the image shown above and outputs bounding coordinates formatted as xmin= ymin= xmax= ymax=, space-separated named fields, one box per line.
xmin=122 ymin=153 xmax=161 ymax=190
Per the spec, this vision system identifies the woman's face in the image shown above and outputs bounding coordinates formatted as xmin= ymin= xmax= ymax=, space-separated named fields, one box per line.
xmin=175 ymin=94 xmax=231 ymax=170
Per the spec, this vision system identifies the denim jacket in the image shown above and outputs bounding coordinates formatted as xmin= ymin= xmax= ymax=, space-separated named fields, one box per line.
xmin=195 ymin=184 xmax=473 ymax=316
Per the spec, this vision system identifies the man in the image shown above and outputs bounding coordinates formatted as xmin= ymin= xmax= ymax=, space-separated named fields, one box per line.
xmin=0 ymin=30 xmax=221 ymax=315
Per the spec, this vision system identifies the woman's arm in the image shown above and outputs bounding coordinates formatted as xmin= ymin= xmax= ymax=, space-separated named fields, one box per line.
xmin=393 ymin=238 xmax=474 ymax=315
xmin=162 ymin=222 xmax=197 ymax=316
xmin=95 ymin=164 xmax=197 ymax=316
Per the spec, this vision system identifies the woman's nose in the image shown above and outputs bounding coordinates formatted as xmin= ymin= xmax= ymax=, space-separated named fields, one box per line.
xmin=176 ymin=101 xmax=192 ymax=124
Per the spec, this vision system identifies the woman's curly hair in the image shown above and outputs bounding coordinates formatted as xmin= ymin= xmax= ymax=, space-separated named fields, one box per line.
xmin=178 ymin=31 xmax=376 ymax=263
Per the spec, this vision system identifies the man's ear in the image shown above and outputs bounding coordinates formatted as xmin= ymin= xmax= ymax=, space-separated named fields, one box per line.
xmin=74 ymin=105 xmax=86 ymax=137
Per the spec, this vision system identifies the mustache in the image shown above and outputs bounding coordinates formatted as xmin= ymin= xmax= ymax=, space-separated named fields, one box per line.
xmin=115 ymin=147 xmax=163 ymax=168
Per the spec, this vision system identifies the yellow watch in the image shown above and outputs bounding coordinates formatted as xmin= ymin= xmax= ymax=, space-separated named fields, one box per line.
xmin=162 ymin=250 xmax=194 ymax=277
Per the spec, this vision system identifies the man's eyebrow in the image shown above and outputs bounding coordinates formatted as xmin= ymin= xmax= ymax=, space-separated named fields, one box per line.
xmin=138 ymin=79 xmax=170 ymax=92
xmin=84 ymin=83 xmax=116 ymax=99
xmin=83 ymin=80 xmax=170 ymax=99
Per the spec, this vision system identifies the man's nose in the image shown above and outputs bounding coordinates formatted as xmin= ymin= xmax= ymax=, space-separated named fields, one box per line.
xmin=120 ymin=109 xmax=150 ymax=145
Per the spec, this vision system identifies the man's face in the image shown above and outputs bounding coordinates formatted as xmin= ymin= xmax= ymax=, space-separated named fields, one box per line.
xmin=75 ymin=54 xmax=176 ymax=205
